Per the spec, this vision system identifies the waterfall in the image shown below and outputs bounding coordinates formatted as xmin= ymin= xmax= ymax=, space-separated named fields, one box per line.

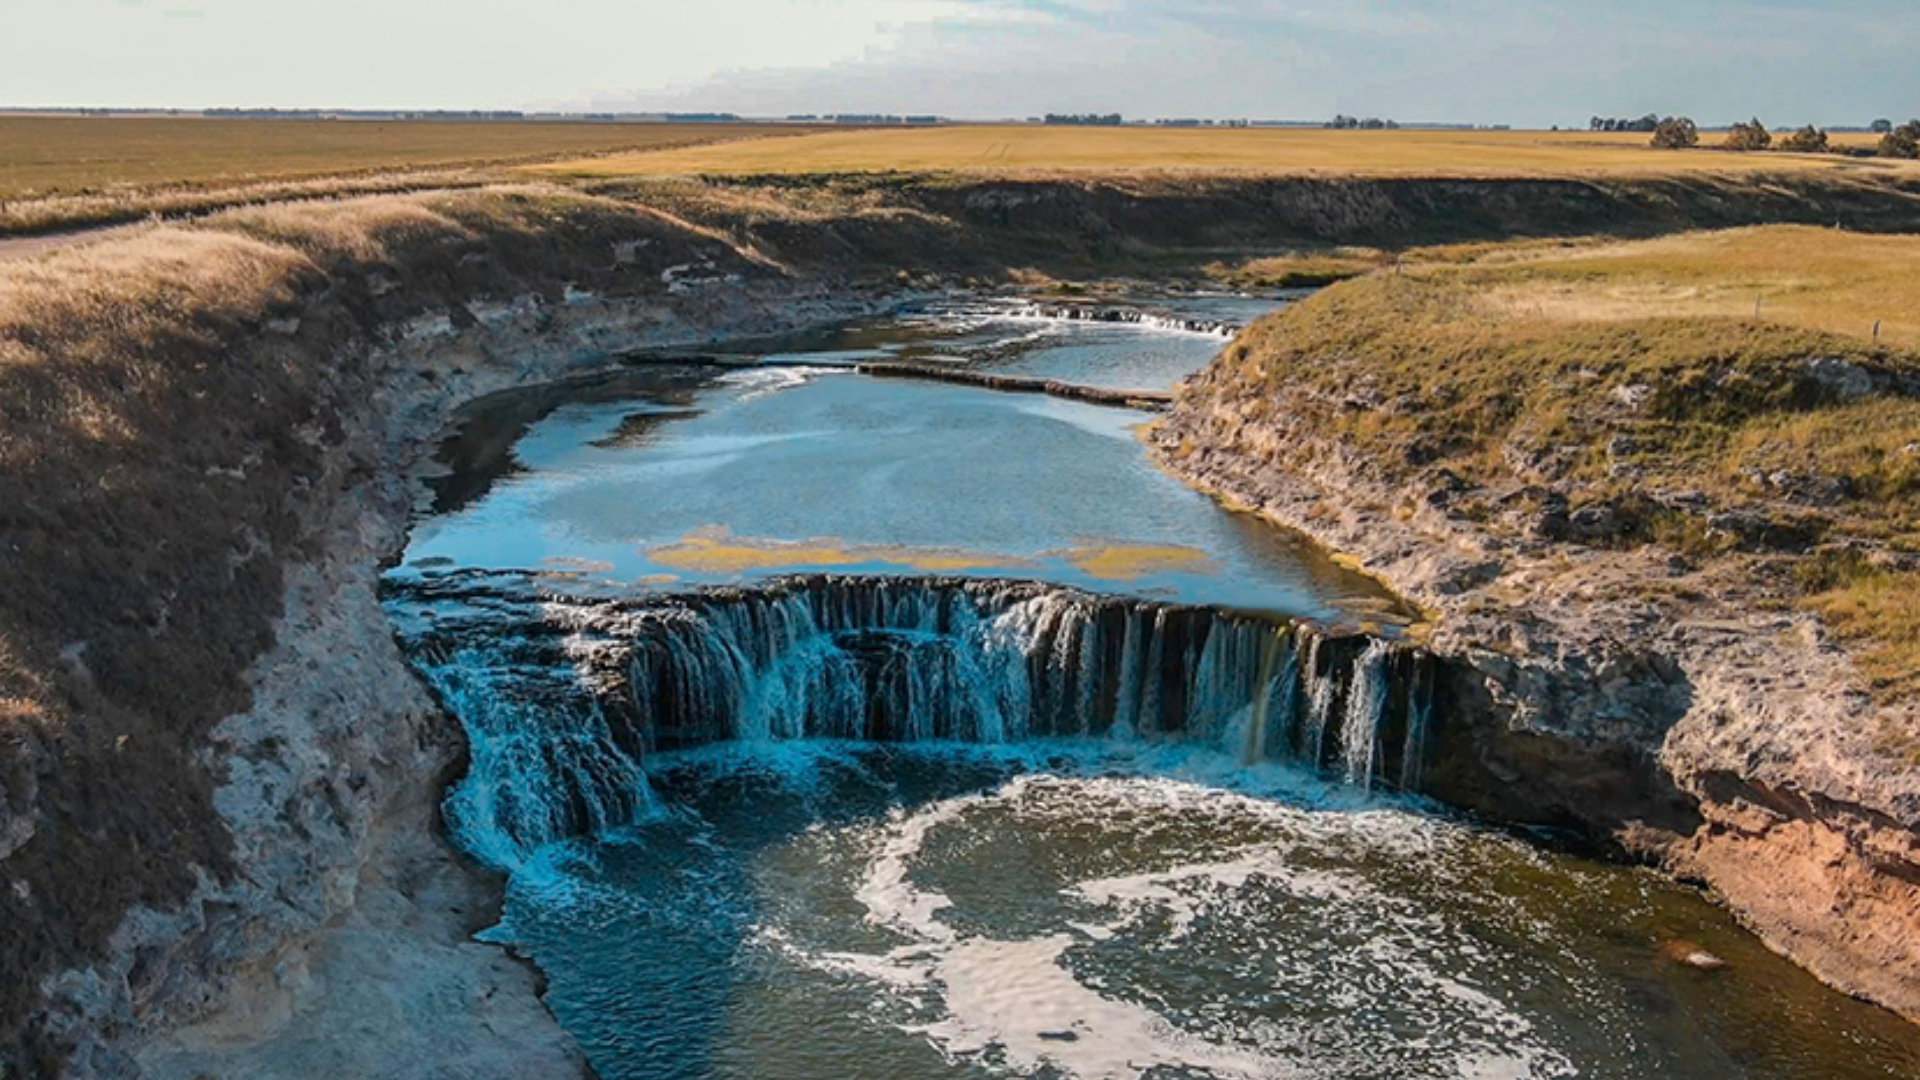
xmin=1339 ymin=640 xmax=1393 ymax=790
xmin=1239 ymin=629 xmax=1295 ymax=766
xmin=1302 ymin=633 xmax=1339 ymax=769
xmin=1008 ymin=303 xmax=1237 ymax=338
xmin=420 ymin=646 xmax=655 ymax=871
xmin=1399 ymin=659 xmax=1435 ymax=793
xmin=385 ymin=573 xmax=1437 ymax=869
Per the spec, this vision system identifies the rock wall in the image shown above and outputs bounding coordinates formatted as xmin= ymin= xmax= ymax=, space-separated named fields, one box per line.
xmin=49 ymin=287 xmax=897 ymax=1078
xmin=0 ymin=186 xmax=898 ymax=1077
xmin=1153 ymin=365 xmax=1920 ymax=1024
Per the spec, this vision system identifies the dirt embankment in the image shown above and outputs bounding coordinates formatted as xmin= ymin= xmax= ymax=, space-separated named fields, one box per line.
xmin=0 ymin=185 xmax=893 ymax=1078
xmin=1152 ymin=241 xmax=1920 ymax=1022
xmin=5 ymin=172 xmax=1920 ymax=1077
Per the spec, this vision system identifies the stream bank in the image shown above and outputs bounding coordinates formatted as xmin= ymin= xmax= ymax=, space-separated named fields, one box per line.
xmin=1151 ymin=300 xmax=1920 ymax=1023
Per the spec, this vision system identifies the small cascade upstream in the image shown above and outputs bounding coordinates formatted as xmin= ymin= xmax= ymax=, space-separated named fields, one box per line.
xmin=385 ymin=573 xmax=1436 ymax=869
xmin=1008 ymin=303 xmax=1239 ymax=338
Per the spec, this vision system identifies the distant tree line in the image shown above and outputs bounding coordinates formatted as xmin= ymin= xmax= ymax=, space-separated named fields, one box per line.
xmin=1637 ymin=114 xmax=1920 ymax=158
xmin=204 ymin=108 xmax=534 ymax=121
xmin=1880 ymin=120 xmax=1920 ymax=159
xmin=1044 ymin=113 xmax=1124 ymax=126
xmin=1592 ymin=114 xmax=1662 ymax=133
xmin=1326 ymin=115 xmax=1399 ymax=130
xmin=1650 ymin=117 xmax=1699 ymax=149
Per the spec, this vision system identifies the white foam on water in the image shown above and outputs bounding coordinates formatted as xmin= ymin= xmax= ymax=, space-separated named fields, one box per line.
xmin=717 ymin=363 xmax=849 ymax=401
xmin=852 ymin=794 xmax=982 ymax=944
xmin=838 ymin=773 xmax=1297 ymax=1078
xmin=1000 ymin=304 xmax=1239 ymax=340
xmin=1074 ymin=850 xmax=1372 ymax=941
xmin=755 ymin=767 xmax=1579 ymax=1080
xmin=923 ymin=933 xmax=1296 ymax=1080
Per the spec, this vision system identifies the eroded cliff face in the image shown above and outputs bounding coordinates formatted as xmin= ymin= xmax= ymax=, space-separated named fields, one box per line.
xmin=41 ymin=287 xmax=901 ymax=1079
xmin=0 ymin=185 xmax=898 ymax=1077
xmin=1153 ymin=350 xmax=1920 ymax=1024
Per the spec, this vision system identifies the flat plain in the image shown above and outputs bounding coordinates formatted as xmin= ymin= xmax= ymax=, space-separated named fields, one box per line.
xmin=0 ymin=115 xmax=805 ymax=199
xmin=538 ymin=125 xmax=1910 ymax=179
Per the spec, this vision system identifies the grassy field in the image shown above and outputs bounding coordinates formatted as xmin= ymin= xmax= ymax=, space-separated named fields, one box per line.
xmin=1460 ymin=228 xmax=1920 ymax=348
xmin=539 ymin=125 xmax=1918 ymax=179
xmin=1182 ymin=225 xmax=1920 ymax=699
xmin=0 ymin=116 xmax=807 ymax=199
xmin=5 ymin=119 xmax=1912 ymax=237
xmin=1219 ymin=226 xmax=1920 ymax=325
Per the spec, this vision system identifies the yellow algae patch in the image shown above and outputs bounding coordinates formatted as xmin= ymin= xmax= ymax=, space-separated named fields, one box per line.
xmin=647 ymin=527 xmax=1033 ymax=575
xmin=1060 ymin=542 xmax=1217 ymax=581
xmin=894 ymin=550 xmax=1032 ymax=573
xmin=650 ymin=532 xmax=865 ymax=574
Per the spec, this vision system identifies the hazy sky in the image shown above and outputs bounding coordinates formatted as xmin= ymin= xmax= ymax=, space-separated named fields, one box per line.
xmin=7 ymin=0 xmax=1916 ymax=127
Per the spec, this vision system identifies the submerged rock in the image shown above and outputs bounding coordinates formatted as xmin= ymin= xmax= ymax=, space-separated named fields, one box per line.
xmin=1661 ymin=940 xmax=1730 ymax=971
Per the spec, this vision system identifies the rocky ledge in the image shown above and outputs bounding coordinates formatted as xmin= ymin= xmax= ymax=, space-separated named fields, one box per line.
xmin=1151 ymin=383 xmax=1920 ymax=1023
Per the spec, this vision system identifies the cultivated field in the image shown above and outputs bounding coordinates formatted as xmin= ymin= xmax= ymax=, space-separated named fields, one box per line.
xmin=0 ymin=116 xmax=802 ymax=198
xmin=539 ymin=125 xmax=1917 ymax=179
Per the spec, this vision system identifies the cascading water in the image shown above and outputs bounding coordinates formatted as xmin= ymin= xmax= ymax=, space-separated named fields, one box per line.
xmin=1338 ymin=639 xmax=1393 ymax=789
xmin=1008 ymin=303 xmax=1240 ymax=338
xmin=370 ymin=292 xmax=1920 ymax=1080
xmin=385 ymin=572 xmax=1435 ymax=870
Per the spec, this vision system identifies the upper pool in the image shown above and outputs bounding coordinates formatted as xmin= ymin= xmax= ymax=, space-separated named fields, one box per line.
xmin=398 ymin=295 xmax=1407 ymax=624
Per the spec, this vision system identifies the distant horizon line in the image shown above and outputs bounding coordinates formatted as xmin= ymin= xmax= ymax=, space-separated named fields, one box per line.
xmin=0 ymin=106 xmax=1904 ymax=133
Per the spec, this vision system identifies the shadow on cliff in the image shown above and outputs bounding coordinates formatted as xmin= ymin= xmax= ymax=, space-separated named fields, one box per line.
xmin=1419 ymin=653 xmax=1703 ymax=852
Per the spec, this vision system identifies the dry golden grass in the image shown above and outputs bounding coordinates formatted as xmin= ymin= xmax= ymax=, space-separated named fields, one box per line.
xmin=1210 ymin=248 xmax=1390 ymax=288
xmin=0 ymin=226 xmax=310 ymax=460
xmin=1214 ymin=226 xmax=1920 ymax=343
xmin=1809 ymin=571 xmax=1920 ymax=700
xmin=1463 ymin=226 xmax=1920 ymax=348
xmin=1191 ymin=224 xmax=1920 ymax=701
xmin=538 ymin=125 xmax=1920 ymax=179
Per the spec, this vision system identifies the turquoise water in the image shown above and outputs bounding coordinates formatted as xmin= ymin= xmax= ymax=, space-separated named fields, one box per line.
xmin=400 ymin=297 xmax=1406 ymax=622
xmin=391 ymin=296 xmax=1920 ymax=1080
xmin=491 ymin=744 xmax=1920 ymax=1080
